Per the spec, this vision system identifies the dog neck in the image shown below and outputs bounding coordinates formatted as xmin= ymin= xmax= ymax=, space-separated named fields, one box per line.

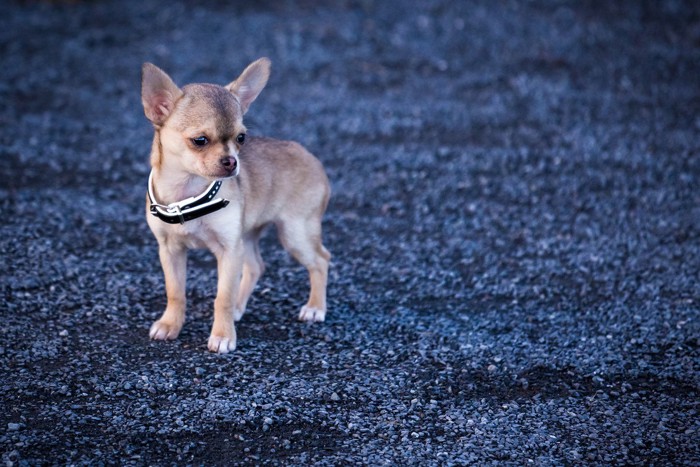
xmin=149 ymin=132 xmax=211 ymax=206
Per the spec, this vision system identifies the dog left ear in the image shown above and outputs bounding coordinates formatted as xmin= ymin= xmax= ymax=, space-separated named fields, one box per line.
xmin=226 ymin=57 xmax=271 ymax=114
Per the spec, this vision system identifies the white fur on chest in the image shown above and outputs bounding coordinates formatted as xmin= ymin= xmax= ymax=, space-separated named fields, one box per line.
xmin=177 ymin=221 xmax=217 ymax=250
xmin=147 ymin=204 xmax=242 ymax=252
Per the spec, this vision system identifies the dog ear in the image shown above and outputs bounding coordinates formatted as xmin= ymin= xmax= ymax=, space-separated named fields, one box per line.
xmin=141 ymin=63 xmax=183 ymax=126
xmin=226 ymin=57 xmax=271 ymax=114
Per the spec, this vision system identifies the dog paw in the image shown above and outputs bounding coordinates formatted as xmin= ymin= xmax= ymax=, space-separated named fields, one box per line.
xmin=233 ymin=307 xmax=245 ymax=322
xmin=208 ymin=334 xmax=237 ymax=354
xmin=149 ymin=320 xmax=182 ymax=340
xmin=298 ymin=305 xmax=326 ymax=323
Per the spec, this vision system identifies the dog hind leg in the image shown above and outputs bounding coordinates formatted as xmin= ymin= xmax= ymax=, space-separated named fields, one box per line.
xmin=276 ymin=216 xmax=330 ymax=322
xmin=235 ymin=229 xmax=265 ymax=321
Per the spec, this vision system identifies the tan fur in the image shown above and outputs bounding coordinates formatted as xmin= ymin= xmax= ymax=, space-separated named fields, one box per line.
xmin=141 ymin=58 xmax=331 ymax=353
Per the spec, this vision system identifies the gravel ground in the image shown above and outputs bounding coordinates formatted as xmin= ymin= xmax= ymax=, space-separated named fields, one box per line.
xmin=2 ymin=0 xmax=699 ymax=464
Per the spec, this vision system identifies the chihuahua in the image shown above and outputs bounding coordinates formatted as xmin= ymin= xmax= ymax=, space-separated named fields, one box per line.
xmin=141 ymin=57 xmax=331 ymax=353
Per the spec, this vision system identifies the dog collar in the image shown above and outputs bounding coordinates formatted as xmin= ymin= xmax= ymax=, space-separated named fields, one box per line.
xmin=147 ymin=171 xmax=230 ymax=224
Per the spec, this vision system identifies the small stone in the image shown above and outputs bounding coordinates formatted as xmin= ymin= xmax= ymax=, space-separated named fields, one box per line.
xmin=330 ymin=392 xmax=340 ymax=401
xmin=59 ymin=330 xmax=69 ymax=337
xmin=7 ymin=423 xmax=20 ymax=431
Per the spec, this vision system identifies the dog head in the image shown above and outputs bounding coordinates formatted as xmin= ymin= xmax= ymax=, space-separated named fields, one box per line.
xmin=141 ymin=58 xmax=270 ymax=179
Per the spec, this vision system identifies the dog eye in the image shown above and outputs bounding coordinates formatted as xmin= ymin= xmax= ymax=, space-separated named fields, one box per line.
xmin=192 ymin=136 xmax=208 ymax=147
xmin=236 ymin=133 xmax=246 ymax=144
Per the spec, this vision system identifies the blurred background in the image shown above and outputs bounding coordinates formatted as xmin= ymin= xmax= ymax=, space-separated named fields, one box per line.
xmin=1 ymin=0 xmax=699 ymax=464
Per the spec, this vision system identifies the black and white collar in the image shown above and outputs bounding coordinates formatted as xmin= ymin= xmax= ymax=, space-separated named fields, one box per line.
xmin=147 ymin=171 xmax=230 ymax=224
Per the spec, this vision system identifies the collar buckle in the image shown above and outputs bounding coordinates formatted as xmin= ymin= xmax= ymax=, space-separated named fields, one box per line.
xmin=172 ymin=205 xmax=186 ymax=225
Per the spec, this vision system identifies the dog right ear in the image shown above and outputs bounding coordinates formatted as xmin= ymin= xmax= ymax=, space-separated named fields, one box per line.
xmin=141 ymin=63 xmax=183 ymax=126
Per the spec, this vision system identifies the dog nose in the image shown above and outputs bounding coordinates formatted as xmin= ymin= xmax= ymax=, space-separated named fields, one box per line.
xmin=220 ymin=156 xmax=237 ymax=172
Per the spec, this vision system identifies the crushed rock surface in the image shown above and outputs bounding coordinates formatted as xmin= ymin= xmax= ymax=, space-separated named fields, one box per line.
xmin=1 ymin=0 xmax=699 ymax=464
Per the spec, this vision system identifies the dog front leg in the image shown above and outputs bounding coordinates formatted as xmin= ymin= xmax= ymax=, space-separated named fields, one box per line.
xmin=150 ymin=243 xmax=187 ymax=340
xmin=208 ymin=242 xmax=243 ymax=353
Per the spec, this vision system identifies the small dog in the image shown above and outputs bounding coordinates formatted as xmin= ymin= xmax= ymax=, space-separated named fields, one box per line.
xmin=141 ymin=57 xmax=331 ymax=353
